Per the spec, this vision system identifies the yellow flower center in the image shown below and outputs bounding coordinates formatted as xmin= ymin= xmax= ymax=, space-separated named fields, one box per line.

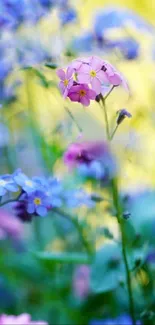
xmin=34 ymin=197 xmax=41 ymax=205
xmin=90 ymin=70 xmax=96 ymax=77
xmin=0 ymin=180 xmax=6 ymax=186
xmin=25 ymin=180 xmax=33 ymax=187
xmin=79 ymin=89 xmax=86 ymax=97
xmin=64 ymin=79 xmax=69 ymax=86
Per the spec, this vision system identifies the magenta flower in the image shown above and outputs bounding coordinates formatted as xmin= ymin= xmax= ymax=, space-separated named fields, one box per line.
xmin=68 ymin=84 xmax=96 ymax=106
xmin=64 ymin=141 xmax=109 ymax=168
xmin=57 ymin=67 xmax=74 ymax=98
xmin=0 ymin=314 xmax=48 ymax=325
xmin=77 ymin=56 xmax=107 ymax=94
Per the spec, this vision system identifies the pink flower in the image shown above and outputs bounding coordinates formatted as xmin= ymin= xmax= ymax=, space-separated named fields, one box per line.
xmin=77 ymin=56 xmax=107 ymax=94
xmin=64 ymin=141 xmax=109 ymax=168
xmin=70 ymin=57 xmax=91 ymax=71
xmin=101 ymin=61 xmax=128 ymax=89
xmin=0 ymin=314 xmax=48 ymax=325
xmin=0 ymin=209 xmax=23 ymax=240
xmin=73 ymin=265 xmax=90 ymax=299
xmin=57 ymin=67 xmax=74 ymax=98
xmin=68 ymin=84 xmax=96 ymax=106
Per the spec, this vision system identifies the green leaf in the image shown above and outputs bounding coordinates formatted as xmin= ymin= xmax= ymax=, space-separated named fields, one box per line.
xmin=91 ymin=243 xmax=124 ymax=293
xmin=121 ymin=219 xmax=137 ymax=247
xmin=44 ymin=63 xmax=58 ymax=69
xmin=35 ymin=251 xmax=91 ymax=264
xmin=99 ymin=227 xmax=114 ymax=239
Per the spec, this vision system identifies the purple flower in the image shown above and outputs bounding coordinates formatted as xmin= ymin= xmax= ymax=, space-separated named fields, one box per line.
xmin=64 ymin=141 xmax=110 ymax=168
xmin=68 ymin=84 xmax=96 ymax=106
xmin=57 ymin=67 xmax=74 ymax=98
xmin=0 ymin=174 xmax=18 ymax=196
xmin=117 ymin=109 xmax=132 ymax=125
xmin=26 ymin=190 xmax=50 ymax=217
xmin=13 ymin=170 xmax=37 ymax=194
xmin=14 ymin=200 xmax=33 ymax=223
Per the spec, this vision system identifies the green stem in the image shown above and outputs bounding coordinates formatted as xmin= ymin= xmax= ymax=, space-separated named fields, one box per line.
xmin=0 ymin=199 xmax=18 ymax=207
xmin=33 ymin=217 xmax=43 ymax=250
xmin=0 ymin=193 xmax=22 ymax=207
xmin=53 ymin=208 xmax=93 ymax=258
xmin=104 ymin=85 xmax=115 ymax=100
xmin=65 ymin=106 xmax=83 ymax=134
xmin=100 ymin=95 xmax=110 ymax=140
xmin=102 ymin=101 xmax=136 ymax=325
xmin=111 ymin=179 xmax=136 ymax=325
xmin=110 ymin=124 xmax=119 ymax=140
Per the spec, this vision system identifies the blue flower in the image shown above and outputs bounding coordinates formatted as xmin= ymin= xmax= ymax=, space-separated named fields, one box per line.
xmin=46 ymin=178 xmax=63 ymax=208
xmin=90 ymin=315 xmax=141 ymax=325
xmin=93 ymin=6 xmax=154 ymax=60
xmin=78 ymin=161 xmax=106 ymax=180
xmin=71 ymin=32 xmax=94 ymax=53
xmin=26 ymin=190 xmax=50 ymax=217
xmin=13 ymin=170 xmax=37 ymax=194
xmin=94 ymin=7 xmax=154 ymax=38
xmin=58 ymin=6 xmax=77 ymax=26
xmin=33 ymin=176 xmax=63 ymax=208
xmin=0 ymin=174 xmax=19 ymax=196
xmin=64 ymin=189 xmax=95 ymax=208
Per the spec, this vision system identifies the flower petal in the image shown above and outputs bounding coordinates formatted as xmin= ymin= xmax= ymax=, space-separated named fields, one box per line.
xmin=56 ymin=69 xmax=66 ymax=80
xmin=91 ymin=78 xmax=102 ymax=94
xmin=36 ymin=206 xmax=47 ymax=217
xmin=68 ymin=92 xmax=80 ymax=102
xmin=108 ymin=73 xmax=122 ymax=86
xmin=59 ymin=81 xmax=65 ymax=94
xmin=77 ymin=73 xmax=90 ymax=84
xmin=78 ymin=64 xmax=90 ymax=74
xmin=80 ymin=96 xmax=90 ymax=106
xmin=66 ymin=66 xmax=74 ymax=79
xmin=97 ymin=70 xmax=109 ymax=83
xmin=91 ymin=56 xmax=103 ymax=71
xmin=27 ymin=203 xmax=35 ymax=214
xmin=88 ymin=89 xmax=97 ymax=99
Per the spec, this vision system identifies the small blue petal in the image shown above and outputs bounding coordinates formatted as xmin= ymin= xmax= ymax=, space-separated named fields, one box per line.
xmin=36 ymin=206 xmax=48 ymax=217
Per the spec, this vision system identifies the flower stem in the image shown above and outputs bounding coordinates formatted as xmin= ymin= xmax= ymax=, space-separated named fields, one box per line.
xmin=0 ymin=193 xmax=22 ymax=207
xmin=111 ymin=179 xmax=136 ymax=325
xmin=100 ymin=95 xmax=110 ymax=140
xmin=53 ymin=208 xmax=94 ymax=258
xmin=102 ymin=100 xmax=136 ymax=325
xmin=110 ymin=124 xmax=119 ymax=140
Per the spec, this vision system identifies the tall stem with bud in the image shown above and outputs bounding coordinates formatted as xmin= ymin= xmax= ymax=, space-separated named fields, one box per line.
xmin=100 ymin=96 xmax=136 ymax=325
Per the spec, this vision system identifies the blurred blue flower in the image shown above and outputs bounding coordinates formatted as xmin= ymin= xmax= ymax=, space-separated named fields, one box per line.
xmin=58 ymin=6 xmax=77 ymax=26
xmin=90 ymin=315 xmax=141 ymax=325
xmin=0 ymin=174 xmax=19 ymax=196
xmin=13 ymin=170 xmax=37 ymax=194
xmin=94 ymin=6 xmax=155 ymax=38
xmin=78 ymin=161 xmax=106 ymax=180
xmin=71 ymin=32 xmax=94 ymax=53
xmin=64 ymin=189 xmax=95 ymax=208
xmin=26 ymin=190 xmax=50 ymax=217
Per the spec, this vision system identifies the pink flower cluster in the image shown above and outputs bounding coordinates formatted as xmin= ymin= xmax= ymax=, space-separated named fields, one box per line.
xmin=57 ymin=56 xmax=128 ymax=106
xmin=0 ymin=314 xmax=48 ymax=325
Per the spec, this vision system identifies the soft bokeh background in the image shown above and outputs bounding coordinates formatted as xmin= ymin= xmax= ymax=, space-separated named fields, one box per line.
xmin=1 ymin=0 xmax=155 ymax=324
